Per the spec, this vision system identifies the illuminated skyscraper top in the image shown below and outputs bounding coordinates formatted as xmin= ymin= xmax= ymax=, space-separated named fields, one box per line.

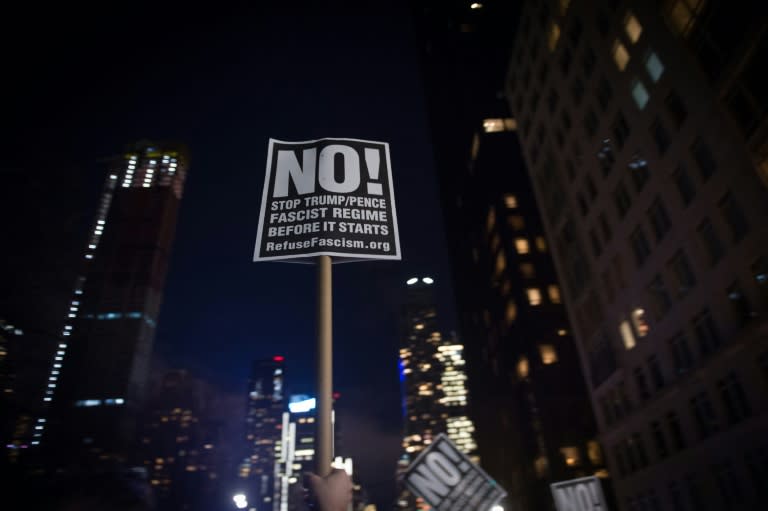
xmin=37 ymin=141 xmax=188 ymax=462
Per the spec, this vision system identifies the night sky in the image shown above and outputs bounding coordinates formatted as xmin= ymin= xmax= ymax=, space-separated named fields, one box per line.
xmin=4 ymin=1 xmax=459 ymax=506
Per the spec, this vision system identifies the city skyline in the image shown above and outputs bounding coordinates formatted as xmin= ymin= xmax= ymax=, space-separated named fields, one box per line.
xmin=3 ymin=1 xmax=767 ymax=510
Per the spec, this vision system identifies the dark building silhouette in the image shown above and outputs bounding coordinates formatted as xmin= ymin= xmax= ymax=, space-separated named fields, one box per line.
xmin=413 ymin=1 xmax=606 ymax=510
xmin=141 ymin=369 xmax=222 ymax=511
xmin=37 ymin=141 xmax=188 ymax=466
xmin=506 ymin=1 xmax=768 ymax=510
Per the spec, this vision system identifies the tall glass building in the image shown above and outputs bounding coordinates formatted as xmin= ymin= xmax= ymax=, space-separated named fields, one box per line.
xmin=37 ymin=141 xmax=188 ymax=465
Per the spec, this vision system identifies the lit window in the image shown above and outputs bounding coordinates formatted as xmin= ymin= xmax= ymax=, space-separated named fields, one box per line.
xmin=548 ymin=22 xmax=561 ymax=51
xmin=495 ymin=251 xmax=507 ymax=275
xmin=517 ymin=356 xmax=529 ymax=378
xmin=487 ymin=207 xmax=496 ymax=231
xmin=515 ymin=238 xmax=530 ymax=254
xmin=557 ymin=329 xmax=568 ymax=336
xmin=620 ymin=320 xmax=636 ymax=349
xmin=548 ymin=285 xmax=562 ymax=304
xmin=645 ymin=51 xmax=664 ymax=82
xmin=665 ymin=0 xmax=704 ymax=36
xmin=560 ymin=446 xmax=581 ymax=466
xmin=527 ymin=288 xmax=542 ymax=306
xmin=504 ymin=194 xmax=518 ymax=208
xmin=470 ymin=2 xmax=483 ymax=9
xmin=505 ymin=301 xmax=517 ymax=324
xmin=612 ymin=40 xmax=630 ymax=71
xmin=539 ymin=344 xmax=558 ymax=364
xmin=624 ymin=12 xmax=643 ymax=43
xmin=631 ymin=308 xmax=649 ymax=337
xmin=482 ymin=118 xmax=506 ymax=132
xmin=631 ymin=79 xmax=650 ymax=109
xmin=535 ymin=236 xmax=547 ymax=252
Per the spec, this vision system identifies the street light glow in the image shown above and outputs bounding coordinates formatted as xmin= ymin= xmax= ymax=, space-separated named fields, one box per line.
xmin=491 ymin=506 xmax=504 ymax=511
xmin=232 ymin=493 xmax=248 ymax=509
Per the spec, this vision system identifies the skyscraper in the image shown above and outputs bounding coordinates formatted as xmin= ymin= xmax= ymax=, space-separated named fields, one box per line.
xmin=238 ymin=356 xmax=286 ymax=511
xmin=397 ymin=277 xmax=478 ymax=508
xmin=413 ymin=2 xmax=605 ymax=510
xmin=38 ymin=141 xmax=188 ymax=464
xmin=508 ymin=1 xmax=768 ymax=509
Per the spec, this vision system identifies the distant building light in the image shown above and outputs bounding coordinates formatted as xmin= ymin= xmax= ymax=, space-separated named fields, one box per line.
xmin=76 ymin=399 xmax=101 ymax=407
xmin=110 ymin=174 xmax=117 ymax=180
xmin=288 ymin=398 xmax=316 ymax=414
xmin=115 ymin=398 xmax=125 ymax=404
xmin=233 ymin=494 xmax=248 ymax=509
xmin=422 ymin=277 xmax=434 ymax=284
xmin=470 ymin=2 xmax=483 ymax=9
xmin=43 ymin=398 xmax=52 ymax=402
xmin=273 ymin=355 xmax=285 ymax=362
xmin=97 ymin=220 xmax=105 ymax=225
xmin=85 ymin=254 xmax=93 ymax=260
xmin=406 ymin=278 xmax=418 ymax=285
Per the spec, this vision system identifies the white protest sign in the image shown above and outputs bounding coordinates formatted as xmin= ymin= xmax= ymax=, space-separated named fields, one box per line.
xmin=404 ymin=434 xmax=506 ymax=511
xmin=550 ymin=476 xmax=608 ymax=511
xmin=253 ymin=138 xmax=401 ymax=263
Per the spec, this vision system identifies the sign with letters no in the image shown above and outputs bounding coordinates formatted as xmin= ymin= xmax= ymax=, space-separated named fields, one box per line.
xmin=404 ymin=434 xmax=506 ymax=511
xmin=550 ymin=476 xmax=609 ymax=511
xmin=253 ymin=137 xmax=401 ymax=262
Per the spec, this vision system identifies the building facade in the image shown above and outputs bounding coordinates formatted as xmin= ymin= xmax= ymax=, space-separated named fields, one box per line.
xmin=38 ymin=141 xmax=188 ymax=464
xmin=237 ymin=356 xmax=286 ymax=511
xmin=507 ymin=1 xmax=768 ymax=509
xmin=397 ymin=277 xmax=478 ymax=509
xmin=413 ymin=2 xmax=606 ymax=510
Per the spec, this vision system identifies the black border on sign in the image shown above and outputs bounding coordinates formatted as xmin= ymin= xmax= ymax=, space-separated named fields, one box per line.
xmin=549 ymin=475 xmax=609 ymax=511
xmin=403 ymin=433 xmax=507 ymax=510
xmin=252 ymin=137 xmax=402 ymax=264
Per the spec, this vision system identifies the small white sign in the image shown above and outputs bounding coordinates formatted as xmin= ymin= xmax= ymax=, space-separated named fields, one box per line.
xmin=404 ymin=434 xmax=506 ymax=511
xmin=550 ymin=476 xmax=608 ymax=511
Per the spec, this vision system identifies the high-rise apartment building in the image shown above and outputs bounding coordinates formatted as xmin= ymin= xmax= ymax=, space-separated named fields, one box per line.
xmin=398 ymin=277 xmax=478 ymax=463
xmin=413 ymin=2 xmax=606 ymax=510
xmin=397 ymin=278 xmax=478 ymax=509
xmin=38 ymin=141 xmax=188 ymax=464
xmin=238 ymin=356 xmax=286 ymax=511
xmin=507 ymin=1 xmax=768 ymax=509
